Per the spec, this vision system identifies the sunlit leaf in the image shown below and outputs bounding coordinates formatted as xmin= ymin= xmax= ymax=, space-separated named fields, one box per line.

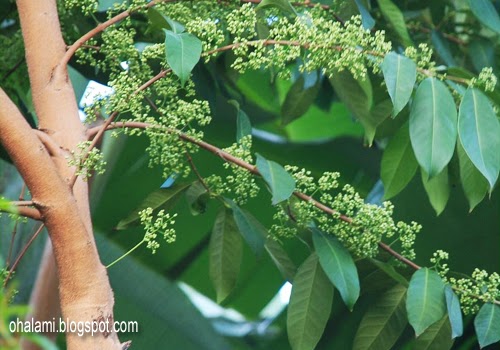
xmin=164 ymin=29 xmax=202 ymax=87
xmin=406 ymin=268 xmax=447 ymax=336
xmin=410 ymin=78 xmax=457 ymax=178
xmin=445 ymin=285 xmax=463 ymax=339
xmin=474 ymin=303 xmax=500 ymax=348
xmin=458 ymin=88 xmax=500 ymax=190
xmin=312 ymin=228 xmax=360 ymax=310
xmin=381 ymin=52 xmax=416 ymax=117
xmin=255 ymin=153 xmax=296 ymax=205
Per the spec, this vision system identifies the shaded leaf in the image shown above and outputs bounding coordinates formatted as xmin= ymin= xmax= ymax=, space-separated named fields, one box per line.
xmin=185 ymin=181 xmax=209 ymax=216
xmin=377 ymin=0 xmax=413 ymax=47
xmin=381 ymin=52 xmax=417 ymax=117
xmin=148 ymin=8 xmax=185 ymax=33
xmin=369 ymin=258 xmax=409 ymax=287
xmin=458 ymin=88 xmax=500 ymax=190
xmin=421 ymin=167 xmax=450 ymax=216
xmin=457 ymin=140 xmax=489 ymax=211
xmin=312 ymin=228 xmax=360 ymax=310
xmin=444 ymin=285 xmax=463 ymax=339
xmin=469 ymin=39 xmax=495 ymax=73
xmin=164 ymin=29 xmax=202 ymax=87
xmin=256 ymin=0 xmax=297 ymax=16
xmin=355 ymin=0 xmax=375 ymax=29
xmin=381 ymin=123 xmax=418 ymax=199
xmin=467 ymin=0 xmax=500 ymax=34
xmin=255 ymin=153 xmax=296 ymax=205
xmin=287 ymin=253 xmax=334 ymax=350
xmin=226 ymin=199 xmax=266 ymax=257
xmin=209 ymin=209 xmax=243 ymax=303
xmin=414 ymin=316 xmax=454 ymax=350
xmin=410 ymin=78 xmax=457 ymax=178
xmin=406 ymin=268 xmax=447 ymax=336
xmin=431 ymin=30 xmax=456 ymax=67
xmin=116 ymin=183 xmax=190 ymax=230
xmin=474 ymin=303 xmax=500 ymax=348
xmin=281 ymin=72 xmax=321 ymax=125
xmin=353 ymin=284 xmax=407 ymax=350
xmin=229 ymin=100 xmax=252 ymax=144
xmin=265 ymin=238 xmax=297 ymax=282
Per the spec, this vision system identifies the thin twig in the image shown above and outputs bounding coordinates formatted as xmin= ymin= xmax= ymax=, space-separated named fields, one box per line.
xmin=184 ymin=149 xmax=211 ymax=192
xmin=6 ymin=185 xmax=26 ymax=267
xmin=3 ymin=223 xmax=45 ymax=287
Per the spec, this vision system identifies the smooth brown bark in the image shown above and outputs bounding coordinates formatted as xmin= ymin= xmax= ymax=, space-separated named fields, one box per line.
xmin=0 ymin=1 xmax=122 ymax=349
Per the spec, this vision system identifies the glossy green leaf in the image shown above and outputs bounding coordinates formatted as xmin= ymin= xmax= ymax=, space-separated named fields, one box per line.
xmin=265 ymin=238 xmax=297 ymax=282
xmin=354 ymin=0 xmax=375 ymax=29
xmin=148 ymin=8 xmax=185 ymax=33
xmin=287 ymin=253 xmax=334 ymax=350
xmin=377 ymin=0 xmax=413 ymax=47
xmin=364 ymin=99 xmax=392 ymax=145
xmin=381 ymin=52 xmax=417 ymax=117
xmin=444 ymin=285 xmax=463 ymax=339
xmin=413 ymin=316 xmax=454 ymax=350
xmin=381 ymin=123 xmax=418 ymax=199
xmin=353 ymin=284 xmax=407 ymax=350
xmin=281 ymin=73 xmax=321 ymax=125
xmin=329 ymin=70 xmax=372 ymax=123
xmin=457 ymin=141 xmax=489 ymax=211
xmin=209 ymin=209 xmax=243 ymax=303
xmin=410 ymin=78 xmax=457 ymax=178
xmin=255 ymin=153 xmax=296 ymax=205
xmin=474 ymin=303 xmax=500 ymax=348
xmin=421 ymin=167 xmax=450 ymax=216
xmin=458 ymin=88 xmax=500 ymax=190
xmin=185 ymin=181 xmax=209 ymax=216
xmin=226 ymin=199 xmax=266 ymax=257
xmin=312 ymin=228 xmax=360 ymax=310
xmin=256 ymin=0 xmax=297 ymax=16
xmin=164 ymin=29 xmax=202 ymax=87
xmin=406 ymin=268 xmax=447 ymax=336
xmin=467 ymin=0 xmax=500 ymax=34
xmin=116 ymin=183 xmax=190 ymax=229
xmin=369 ymin=259 xmax=409 ymax=287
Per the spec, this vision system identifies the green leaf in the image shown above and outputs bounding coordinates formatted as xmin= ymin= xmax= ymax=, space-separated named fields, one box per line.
xmin=469 ymin=39 xmax=495 ymax=73
xmin=381 ymin=123 xmax=418 ymax=199
xmin=116 ymin=184 xmax=190 ymax=230
xmin=255 ymin=153 xmax=296 ymax=205
xmin=421 ymin=167 xmax=450 ymax=216
xmin=410 ymin=77 xmax=458 ymax=178
xmin=209 ymin=209 xmax=243 ymax=303
xmin=0 ymin=197 xmax=16 ymax=214
xmin=281 ymin=73 xmax=321 ymax=125
xmin=264 ymin=238 xmax=297 ymax=282
xmin=22 ymin=333 xmax=59 ymax=350
xmin=148 ymin=8 xmax=185 ymax=33
xmin=164 ymin=29 xmax=202 ymax=87
xmin=353 ymin=284 xmax=407 ymax=350
xmin=431 ymin=30 xmax=456 ymax=67
xmin=369 ymin=259 xmax=409 ymax=287
xmin=474 ymin=303 xmax=500 ymax=348
xmin=354 ymin=0 xmax=375 ymax=29
xmin=457 ymin=140 xmax=489 ymax=211
xmin=444 ymin=285 xmax=463 ymax=339
xmin=185 ymin=181 xmax=209 ymax=216
xmin=406 ymin=268 xmax=447 ymax=336
xmin=256 ymin=0 xmax=297 ymax=16
xmin=458 ymin=88 xmax=500 ymax=190
xmin=381 ymin=52 xmax=417 ymax=117
xmin=287 ymin=253 xmax=334 ymax=350
xmin=467 ymin=0 xmax=500 ymax=34
xmin=377 ymin=0 xmax=413 ymax=47
xmin=312 ymin=228 xmax=360 ymax=310
xmin=226 ymin=199 xmax=266 ymax=257
xmin=228 ymin=100 xmax=252 ymax=143
xmin=413 ymin=316 xmax=454 ymax=350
